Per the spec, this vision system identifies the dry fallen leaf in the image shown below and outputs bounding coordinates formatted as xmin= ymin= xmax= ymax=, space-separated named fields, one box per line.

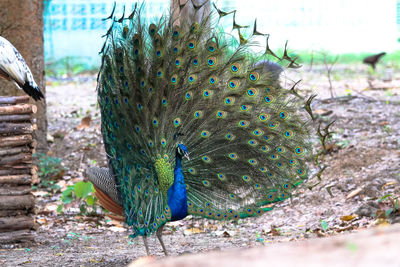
xmin=314 ymin=108 xmax=333 ymax=116
xmin=372 ymin=218 xmax=390 ymax=226
xmin=184 ymin=227 xmax=203 ymax=235
xmin=335 ymin=225 xmax=356 ymax=233
xmin=325 ymin=143 xmax=341 ymax=153
xmin=36 ymin=218 xmax=47 ymax=225
xmin=56 ymin=180 xmax=67 ymax=190
xmin=264 ymin=227 xmax=281 ymax=236
xmin=53 ymin=169 xmax=66 ymax=180
xmin=76 ymin=115 xmax=92 ymax=130
xmin=106 ymin=219 xmax=124 ymax=227
xmin=44 ymin=203 xmax=59 ymax=212
xmin=346 ymin=187 xmax=364 ymax=199
xmin=206 ymin=224 xmax=218 ymax=231
xmin=340 ymin=214 xmax=358 ymax=221
xmin=381 ymin=181 xmax=398 ymax=190
xmin=315 ymin=229 xmax=327 ymax=237
xmin=90 ymin=258 xmax=104 ymax=263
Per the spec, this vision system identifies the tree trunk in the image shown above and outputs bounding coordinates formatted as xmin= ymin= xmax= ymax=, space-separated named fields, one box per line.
xmin=0 ymin=0 xmax=47 ymax=152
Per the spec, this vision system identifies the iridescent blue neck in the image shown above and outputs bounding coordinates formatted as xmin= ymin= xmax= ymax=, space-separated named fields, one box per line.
xmin=174 ymin=155 xmax=184 ymax=181
xmin=167 ymin=151 xmax=188 ymax=221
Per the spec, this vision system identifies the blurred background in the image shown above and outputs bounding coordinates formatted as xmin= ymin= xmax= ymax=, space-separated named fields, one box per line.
xmin=43 ymin=0 xmax=400 ymax=75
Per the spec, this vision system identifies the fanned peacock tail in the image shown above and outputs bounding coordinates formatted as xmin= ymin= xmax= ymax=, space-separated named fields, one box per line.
xmin=98 ymin=1 xmax=313 ymax=238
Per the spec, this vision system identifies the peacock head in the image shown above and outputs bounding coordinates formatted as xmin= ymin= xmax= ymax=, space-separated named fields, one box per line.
xmin=177 ymin=143 xmax=190 ymax=161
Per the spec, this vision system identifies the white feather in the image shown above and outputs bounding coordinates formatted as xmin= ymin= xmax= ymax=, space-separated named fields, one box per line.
xmin=0 ymin=36 xmax=37 ymax=89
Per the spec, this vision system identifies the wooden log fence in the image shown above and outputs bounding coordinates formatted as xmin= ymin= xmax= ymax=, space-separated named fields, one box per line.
xmin=0 ymin=95 xmax=36 ymax=246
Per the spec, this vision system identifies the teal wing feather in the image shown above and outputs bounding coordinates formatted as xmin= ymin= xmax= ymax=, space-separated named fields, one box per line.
xmin=98 ymin=10 xmax=175 ymax=237
xmin=98 ymin=2 xmax=313 ymax=236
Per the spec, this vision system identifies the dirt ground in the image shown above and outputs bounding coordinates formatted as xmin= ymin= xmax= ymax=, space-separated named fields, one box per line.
xmin=129 ymin=224 xmax=400 ymax=267
xmin=0 ymin=63 xmax=399 ymax=266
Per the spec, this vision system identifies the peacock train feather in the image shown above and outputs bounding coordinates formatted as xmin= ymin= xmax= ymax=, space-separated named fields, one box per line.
xmin=89 ymin=0 xmax=314 ymax=255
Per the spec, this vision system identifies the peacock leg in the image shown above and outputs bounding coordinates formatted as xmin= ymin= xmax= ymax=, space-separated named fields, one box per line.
xmin=142 ymin=236 xmax=150 ymax=255
xmin=156 ymin=224 xmax=169 ymax=256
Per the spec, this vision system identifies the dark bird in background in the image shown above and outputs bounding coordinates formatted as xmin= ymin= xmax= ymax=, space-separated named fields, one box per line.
xmin=0 ymin=36 xmax=44 ymax=101
xmin=362 ymin=52 xmax=386 ymax=70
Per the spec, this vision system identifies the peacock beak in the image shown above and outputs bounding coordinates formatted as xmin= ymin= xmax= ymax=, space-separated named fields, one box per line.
xmin=184 ymin=153 xmax=190 ymax=161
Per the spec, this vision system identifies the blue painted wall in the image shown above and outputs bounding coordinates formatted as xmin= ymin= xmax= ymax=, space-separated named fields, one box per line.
xmin=44 ymin=0 xmax=399 ymax=72
xmin=44 ymin=0 xmax=168 ymax=70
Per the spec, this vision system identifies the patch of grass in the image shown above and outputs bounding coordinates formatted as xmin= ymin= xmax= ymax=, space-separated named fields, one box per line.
xmin=33 ymin=153 xmax=65 ymax=192
xmin=278 ymin=49 xmax=400 ymax=66
xmin=45 ymin=56 xmax=99 ymax=77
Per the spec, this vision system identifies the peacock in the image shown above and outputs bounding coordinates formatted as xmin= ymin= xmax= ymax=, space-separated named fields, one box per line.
xmin=87 ymin=0 xmax=314 ymax=256
xmin=0 ymin=36 xmax=44 ymax=101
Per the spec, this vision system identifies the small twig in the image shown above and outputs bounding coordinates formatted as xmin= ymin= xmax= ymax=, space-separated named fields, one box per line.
xmin=349 ymin=88 xmax=375 ymax=101
xmin=322 ymin=52 xmax=339 ymax=99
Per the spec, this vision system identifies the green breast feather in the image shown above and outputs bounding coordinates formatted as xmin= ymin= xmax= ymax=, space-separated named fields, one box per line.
xmin=154 ymin=158 xmax=174 ymax=196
